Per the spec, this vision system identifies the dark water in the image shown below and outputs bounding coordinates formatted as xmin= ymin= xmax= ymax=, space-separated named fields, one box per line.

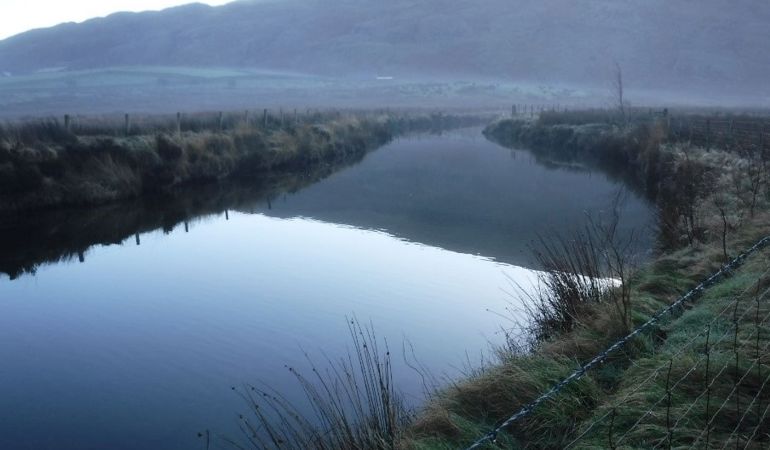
xmin=0 ymin=128 xmax=653 ymax=450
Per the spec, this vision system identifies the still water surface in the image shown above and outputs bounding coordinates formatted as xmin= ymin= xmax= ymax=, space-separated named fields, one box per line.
xmin=0 ymin=128 xmax=652 ymax=449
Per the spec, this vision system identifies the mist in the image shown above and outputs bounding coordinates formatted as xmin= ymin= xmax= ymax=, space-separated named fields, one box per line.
xmin=0 ymin=0 xmax=768 ymax=117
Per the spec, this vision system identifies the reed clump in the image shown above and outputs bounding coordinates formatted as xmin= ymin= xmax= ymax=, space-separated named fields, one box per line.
xmin=226 ymin=319 xmax=412 ymax=450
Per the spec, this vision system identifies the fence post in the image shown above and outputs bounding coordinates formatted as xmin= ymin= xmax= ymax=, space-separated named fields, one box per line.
xmin=64 ymin=114 xmax=71 ymax=132
xmin=263 ymin=109 xmax=268 ymax=128
xmin=706 ymin=119 xmax=711 ymax=151
xmin=734 ymin=297 xmax=741 ymax=434
xmin=756 ymin=284 xmax=762 ymax=425
xmin=135 ymin=233 xmax=141 ymax=246
xmin=124 ymin=113 xmax=131 ymax=136
xmin=176 ymin=112 xmax=182 ymax=136
xmin=608 ymin=407 xmax=617 ymax=450
xmin=705 ymin=325 xmax=711 ymax=448
xmin=666 ymin=359 xmax=673 ymax=450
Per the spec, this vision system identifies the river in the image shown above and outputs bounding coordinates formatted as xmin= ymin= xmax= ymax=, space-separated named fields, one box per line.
xmin=0 ymin=127 xmax=653 ymax=449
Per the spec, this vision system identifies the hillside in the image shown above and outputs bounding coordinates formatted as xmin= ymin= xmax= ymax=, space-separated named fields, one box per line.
xmin=1 ymin=0 xmax=768 ymax=97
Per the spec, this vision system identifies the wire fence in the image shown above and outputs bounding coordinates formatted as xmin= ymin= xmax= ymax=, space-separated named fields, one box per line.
xmin=510 ymin=105 xmax=770 ymax=156
xmin=567 ymin=283 xmax=770 ymax=449
xmin=667 ymin=116 xmax=770 ymax=154
xmin=0 ymin=108 xmax=370 ymax=139
xmin=0 ymin=108 xmax=493 ymax=141
xmin=464 ymin=235 xmax=770 ymax=450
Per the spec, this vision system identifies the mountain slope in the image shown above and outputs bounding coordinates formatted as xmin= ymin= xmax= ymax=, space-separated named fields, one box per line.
xmin=0 ymin=0 xmax=768 ymax=95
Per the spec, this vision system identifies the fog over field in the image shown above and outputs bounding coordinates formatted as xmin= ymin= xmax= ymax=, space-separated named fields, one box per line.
xmin=0 ymin=0 xmax=768 ymax=116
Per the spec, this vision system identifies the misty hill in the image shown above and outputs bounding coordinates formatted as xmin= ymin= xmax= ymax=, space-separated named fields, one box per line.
xmin=0 ymin=0 xmax=768 ymax=96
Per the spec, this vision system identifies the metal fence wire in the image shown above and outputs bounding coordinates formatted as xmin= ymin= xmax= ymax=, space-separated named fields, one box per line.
xmin=464 ymin=235 xmax=770 ymax=450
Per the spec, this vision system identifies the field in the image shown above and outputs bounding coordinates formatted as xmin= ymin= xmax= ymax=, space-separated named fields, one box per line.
xmin=0 ymin=66 xmax=595 ymax=118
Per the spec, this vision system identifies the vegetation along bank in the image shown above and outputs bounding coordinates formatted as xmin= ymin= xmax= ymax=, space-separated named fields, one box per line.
xmin=234 ymin=109 xmax=770 ymax=449
xmin=400 ymin=110 xmax=770 ymax=449
xmin=0 ymin=110 xmax=488 ymax=212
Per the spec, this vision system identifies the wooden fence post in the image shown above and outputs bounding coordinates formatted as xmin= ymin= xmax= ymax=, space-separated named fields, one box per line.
xmin=263 ymin=109 xmax=268 ymax=128
xmin=64 ymin=114 xmax=71 ymax=132
xmin=706 ymin=119 xmax=711 ymax=150
xmin=705 ymin=326 xmax=712 ymax=447
xmin=666 ymin=360 xmax=673 ymax=450
xmin=176 ymin=112 xmax=182 ymax=136
xmin=124 ymin=113 xmax=131 ymax=137
xmin=218 ymin=111 xmax=224 ymax=131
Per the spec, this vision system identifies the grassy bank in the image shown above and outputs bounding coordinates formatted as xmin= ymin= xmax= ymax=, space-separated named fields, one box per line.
xmin=0 ymin=159 xmax=357 ymax=279
xmin=398 ymin=111 xmax=770 ymax=448
xmin=0 ymin=110 xmax=487 ymax=212
xmin=204 ymin=110 xmax=770 ymax=449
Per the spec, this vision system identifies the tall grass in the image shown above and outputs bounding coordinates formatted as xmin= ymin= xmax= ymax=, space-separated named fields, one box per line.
xmin=0 ymin=110 xmax=490 ymax=212
xmin=226 ymin=319 xmax=410 ymax=450
xmin=514 ymin=192 xmax=636 ymax=343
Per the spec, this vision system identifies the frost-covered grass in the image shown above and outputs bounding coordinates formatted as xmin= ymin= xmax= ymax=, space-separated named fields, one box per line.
xmin=401 ymin=113 xmax=770 ymax=449
xmin=0 ymin=111 xmax=486 ymax=212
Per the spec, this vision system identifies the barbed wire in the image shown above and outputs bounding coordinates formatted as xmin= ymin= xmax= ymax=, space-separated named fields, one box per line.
xmin=640 ymin=316 xmax=770 ymax=448
xmin=568 ymin=282 xmax=770 ymax=449
xmin=566 ymin=289 xmax=770 ymax=449
xmin=464 ymin=235 xmax=770 ymax=450
xmin=564 ymin=284 xmax=767 ymax=448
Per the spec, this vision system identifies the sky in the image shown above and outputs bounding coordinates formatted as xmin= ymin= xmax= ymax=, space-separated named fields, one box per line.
xmin=0 ymin=0 xmax=235 ymax=40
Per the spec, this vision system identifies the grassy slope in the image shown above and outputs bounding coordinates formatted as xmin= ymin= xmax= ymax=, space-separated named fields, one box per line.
xmin=405 ymin=115 xmax=770 ymax=449
xmin=1 ymin=1 xmax=766 ymax=93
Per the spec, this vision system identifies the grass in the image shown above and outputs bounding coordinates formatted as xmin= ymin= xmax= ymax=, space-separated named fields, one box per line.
xmin=574 ymin=256 xmax=770 ymax=449
xmin=0 ymin=110 xmax=489 ymax=212
xmin=222 ymin=318 xmax=412 ymax=450
xmin=397 ymin=110 xmax=770 ymax=449
xmin=166 ymin=107 xmax=770 ymax=449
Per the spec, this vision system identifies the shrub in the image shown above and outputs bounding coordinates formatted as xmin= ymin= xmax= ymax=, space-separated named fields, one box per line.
xmin=156 ymin=135 xmax=184 ymax=162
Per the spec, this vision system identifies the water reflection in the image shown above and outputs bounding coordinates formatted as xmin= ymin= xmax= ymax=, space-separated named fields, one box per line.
xmin=0 ymin=152 xmax=365 ymax=279
xmin=0 ymin=128 xmax=652 ymax=280
xmin=0 ymin=211 xmax=539 ymax=450
xmin=0 ymin=128 xmax=655 ymax=450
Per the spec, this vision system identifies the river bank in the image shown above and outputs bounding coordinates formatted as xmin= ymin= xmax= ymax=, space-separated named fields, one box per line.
xmin=0 ymin=111 xmax=488 ymax=212
xmin=402 ymin=111 xmax=770 ymax=448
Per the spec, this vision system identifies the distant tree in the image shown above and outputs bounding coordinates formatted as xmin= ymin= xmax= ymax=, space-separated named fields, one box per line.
xmin=612 ymin=61 xmax=627 ymax=127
